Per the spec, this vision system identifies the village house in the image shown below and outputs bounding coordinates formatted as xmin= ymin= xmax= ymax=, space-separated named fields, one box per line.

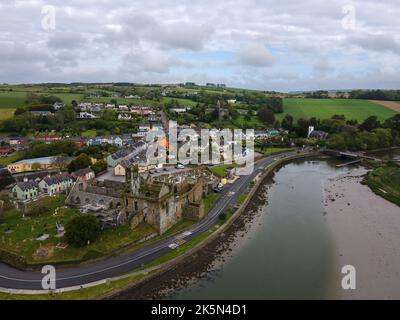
xmin=118 ymin=114 xmax=132 ymax=120
xmin=78 ymin=102 xmax=92 ymax=111
xmin=7 ymin=137 xmax=27 ymax=150
xmin=0 ymin=146 xmax=16 ymax=157
xmin=7 ymin=156 xmax=73 ymax=173
xmin=114 ymin=152 xmax=153 ymax=175
xmin=107 ymin=149 xmax=135 ymax=168
xmin=53 ymin=102 xmax=65 ymax=110
xmin=107 ymin=141 xmax=147 ymax=167
xmin=119 ymin=105 xmax=129 ymax=112
xmin=38 ymin=174 xmax=74 ymax=196
xmin=78 ymin=112 xmax=98 ymax=119
xmin=71 ymin=167 xmax=95 ymax=181
xmin=12 ymin=181 xmax=39 ymax=201
xmin=171 ymin=107 xmax=190 ymax=113
xmin=30 ymin=110 xmax=53 ymax=116
xmin=35 ymin=134 xmax=62 ymax=144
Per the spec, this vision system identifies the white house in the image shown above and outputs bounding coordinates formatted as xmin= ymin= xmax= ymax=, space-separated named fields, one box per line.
xmin=79 ymin=112 xmax=97 ymax=119
xmin=118 ymin=114 xmax=132 ymax=120
xmin=38 ymin=174 xmax=74 ymax=196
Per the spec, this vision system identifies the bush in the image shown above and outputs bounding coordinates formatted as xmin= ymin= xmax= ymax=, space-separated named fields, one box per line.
xmin=219 ymin=212 xmax=227 ymax=220
xmin=65 ymin=215 xmax=102 ymax=247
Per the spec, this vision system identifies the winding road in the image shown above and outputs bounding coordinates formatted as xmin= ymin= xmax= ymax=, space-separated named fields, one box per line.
xmin=0 ymin=152 xmax=297 ymax=291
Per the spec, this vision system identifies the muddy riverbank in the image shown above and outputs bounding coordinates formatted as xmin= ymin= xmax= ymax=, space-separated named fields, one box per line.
xmin=324 ymin=168 xmax=400 ymax=299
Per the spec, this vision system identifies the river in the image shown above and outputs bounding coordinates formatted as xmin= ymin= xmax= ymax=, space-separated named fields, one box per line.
xmin=172 ymin=156 xmax=400 ymax=300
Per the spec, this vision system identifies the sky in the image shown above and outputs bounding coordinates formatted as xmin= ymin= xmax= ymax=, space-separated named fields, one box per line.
xmin=0 ymin=0 xmax=399 ymax=92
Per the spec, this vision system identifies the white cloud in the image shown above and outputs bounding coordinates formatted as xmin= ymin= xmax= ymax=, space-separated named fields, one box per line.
xmin=0 ymin=0 xmax=399 ymax=90
xmin=239 ymin=43 xmax=274 ymax=67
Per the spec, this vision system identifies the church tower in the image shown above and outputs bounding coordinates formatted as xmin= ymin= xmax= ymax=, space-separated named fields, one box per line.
xmin=125 ymin=164 xmax=141 ymax=196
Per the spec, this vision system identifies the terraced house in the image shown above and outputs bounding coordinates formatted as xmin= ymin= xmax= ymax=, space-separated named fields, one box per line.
xmin=38 ymin=174 xmax=75 ymax=196
xmin=12 ymin=181 xmax=39 ymax=201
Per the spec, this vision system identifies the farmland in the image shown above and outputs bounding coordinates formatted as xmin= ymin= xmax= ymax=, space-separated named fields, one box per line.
xmin=279 ymin=98 xmax=397 ymax=122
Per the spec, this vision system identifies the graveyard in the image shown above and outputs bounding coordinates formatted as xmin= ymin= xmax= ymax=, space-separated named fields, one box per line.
xmin=0 ymin=195 xmax=159 ymax=266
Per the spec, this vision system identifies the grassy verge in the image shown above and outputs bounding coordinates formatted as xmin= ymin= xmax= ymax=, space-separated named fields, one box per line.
xmin=255 ymin=147 xmax=292 ymax=155
xmin=0 ymin=152 xmax=23 ymax=166
xmin=204 ymin=193 xmax=220 ymax=214
xmin=365 ymin=163 xmax=400 ymax=206
xmin=208 ymin=163 xmax=239 ymax=177
xmin=0 ymin=271 xmax=153 ymax=300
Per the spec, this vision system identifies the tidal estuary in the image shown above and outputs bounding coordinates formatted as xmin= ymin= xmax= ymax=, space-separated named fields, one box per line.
xmin=172 ymin=158 xmax=400 ymax=300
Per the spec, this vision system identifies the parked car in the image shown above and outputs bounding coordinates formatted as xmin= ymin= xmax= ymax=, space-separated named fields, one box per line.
xmin=214 ymin=187 xmax=222 ymax=193
xmin=175 ymin=163 xmax=185 ymax=169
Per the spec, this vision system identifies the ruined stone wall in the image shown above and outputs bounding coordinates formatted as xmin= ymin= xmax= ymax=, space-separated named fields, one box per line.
xmin=183 ymin=202 xmax=204 ymax=221
xmin=130 ymin=211 xmax=145 ymax=229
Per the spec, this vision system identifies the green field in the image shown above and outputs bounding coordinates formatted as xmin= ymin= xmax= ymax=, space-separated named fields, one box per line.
xmin=0 ymin=91 xmax=26 ymax=109
xmin=279 ymin=98 xmax=397 ymax=122
xmin=366 ymin=163 xmax=400 ymax=206
xmin=0 ymin=108 xmax=16 ymax=120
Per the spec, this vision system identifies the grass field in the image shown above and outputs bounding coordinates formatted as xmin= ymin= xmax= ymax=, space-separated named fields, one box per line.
xmin=366 ymin=163 xmax=400 ymax=206
xmin=0 ymin=108 xmax=15 ymax=120
xmin=0 ymin=91 xmax=26 ymax=109
xmin=279 ymin=98 xmax=397 ymax=122
xmin=0 ymin=152 xmax=23 ymax=166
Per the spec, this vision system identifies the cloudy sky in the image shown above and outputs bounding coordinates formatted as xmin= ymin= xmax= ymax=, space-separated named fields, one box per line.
xmin=0 ymin=0 xmax=399 ymax=91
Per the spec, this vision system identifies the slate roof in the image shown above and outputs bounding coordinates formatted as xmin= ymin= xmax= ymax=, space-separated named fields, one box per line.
xmin=16 ymin=181 xmax=38 ymax=191
xmin=73 ymin=167 xmax=94 ymax=176
xmin=42 ymin=174 xmax=73 ymax=186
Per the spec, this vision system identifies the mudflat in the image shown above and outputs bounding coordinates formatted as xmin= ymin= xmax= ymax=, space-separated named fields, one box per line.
xmin=324 ymin=168 xmax=400 ymax=299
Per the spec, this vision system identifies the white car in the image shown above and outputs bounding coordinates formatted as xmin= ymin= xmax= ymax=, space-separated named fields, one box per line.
xmin=168 ymin=243 xmax=179 ymax=249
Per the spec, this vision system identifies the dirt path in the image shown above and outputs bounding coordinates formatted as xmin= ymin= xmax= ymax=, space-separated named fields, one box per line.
xmin=370 ymin=100 xmax=400 ymax=113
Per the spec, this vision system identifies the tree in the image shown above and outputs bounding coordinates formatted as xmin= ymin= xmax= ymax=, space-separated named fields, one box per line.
xmin=281 ymin=114 xmax=294 ymax=131
xmin=360 ymin=116 xmax=380 ymax=132
xmin=257 ymin=107 xmax=275 ymax=125
xmin=327 ymin=134 xmax=346 ymax=150
xmin=384 ymin=114 xmax=400 ymax=132
xmin=65 ymin=215 xmax=101 ymax=247
xmin=14 ymin=107 xmax=27 ymax=116
xmin=91 ymin=159 xmax=107 ymax=174
xmin=295 ymin=118 xmax=311 ymax=137
xmin=373 ymin=128 xmax=392 ymax=148
xmin=101 ymin=109 xmax=117 ymax=121
xmin=31 ymin=162 xmax=42 ymax=171
xmin=68 ymin=153 xmax=92 ymax=172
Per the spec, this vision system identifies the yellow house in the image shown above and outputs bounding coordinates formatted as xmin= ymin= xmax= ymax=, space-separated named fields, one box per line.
xmin=114 ymin=163 xmax=127 ymax=176
xmin=7 ymin=156 xmax=73 ymax=173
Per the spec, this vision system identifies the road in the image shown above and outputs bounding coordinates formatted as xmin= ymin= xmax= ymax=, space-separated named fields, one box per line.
xmin=0 ymin=152 xmax=298 ymax=290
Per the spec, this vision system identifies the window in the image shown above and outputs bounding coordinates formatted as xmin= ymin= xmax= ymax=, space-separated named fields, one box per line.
xmin=134 ymin=201 xmax=138 ymax=211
